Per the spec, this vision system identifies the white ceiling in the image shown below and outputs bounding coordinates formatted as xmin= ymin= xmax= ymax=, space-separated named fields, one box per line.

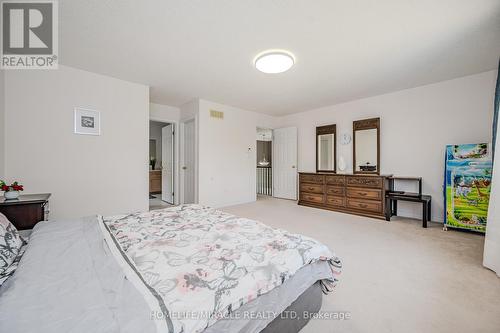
xmin=59 ymin=0 xmax=500 ymax=116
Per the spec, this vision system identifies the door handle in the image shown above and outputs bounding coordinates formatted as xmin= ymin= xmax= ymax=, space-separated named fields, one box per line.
xmin=292 ymin=165 xmax=296 ymax=169
xmin=182 ymin=166 xmax=187 ymax=170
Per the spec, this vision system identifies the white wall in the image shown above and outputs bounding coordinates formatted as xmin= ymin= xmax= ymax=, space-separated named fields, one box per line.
xmin=150 ymin=102 xmax=180 ymax=122
xmin=3 ymin=66 xmax=492 ymax=221
xmin=197 ymin=99 xmax=276 ymax=207
xmin=0 ymin=70 xmax=4 ymax=179
xmin=4 ymin=65 xmax=149 ymax=219
xmin=180 ymin=99 xmax=199 ymax=121
xmin=279 ymin=71 xmax=497 ymax=221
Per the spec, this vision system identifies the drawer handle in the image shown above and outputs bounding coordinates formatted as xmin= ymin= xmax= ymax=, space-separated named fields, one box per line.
xmin=359 ymin=204 xmax=368 ymax=208
xmin=308 ymin=187 xmax=315 ymax=191
xmin=308 ymin=196 xmax=315 ymax=200
xmin=358 ymin=192 xmax=367 ymax=196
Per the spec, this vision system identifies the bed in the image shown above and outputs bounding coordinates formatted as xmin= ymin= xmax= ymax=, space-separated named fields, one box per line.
xmin=0 ymin=204 xmax=341 ymax=333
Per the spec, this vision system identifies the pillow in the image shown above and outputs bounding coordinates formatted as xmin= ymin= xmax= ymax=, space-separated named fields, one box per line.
xmin=0 ymin=243 xmax=26 ymax=286
xmin=0 ymin=212 xmax=24 ymax=273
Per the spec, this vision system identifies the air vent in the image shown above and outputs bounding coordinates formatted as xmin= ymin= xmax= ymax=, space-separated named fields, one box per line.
xmin=210 ymin=110 xmax=224 ymax=119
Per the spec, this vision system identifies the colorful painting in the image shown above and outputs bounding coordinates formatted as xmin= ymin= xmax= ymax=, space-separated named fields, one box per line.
xmin=445 ymin=143 xmax=492 ymax=232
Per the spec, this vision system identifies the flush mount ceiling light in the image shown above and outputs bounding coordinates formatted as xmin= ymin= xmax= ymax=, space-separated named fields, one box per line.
xmin=254 ymin=50 xmax=295 ymax=74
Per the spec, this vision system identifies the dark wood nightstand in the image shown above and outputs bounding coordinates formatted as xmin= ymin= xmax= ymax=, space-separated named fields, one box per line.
xmin=0 ymin=193 xmax=51 ymax=230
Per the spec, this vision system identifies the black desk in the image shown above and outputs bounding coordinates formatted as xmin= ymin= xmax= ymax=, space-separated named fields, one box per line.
xmin=385 ymin=192 xmax=432 ymax=228
xmin=0 ymin=193 xmax=51 ymax=230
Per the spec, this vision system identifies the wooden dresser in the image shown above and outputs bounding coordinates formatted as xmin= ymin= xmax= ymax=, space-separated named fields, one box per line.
xmin=298 ymin=173 xmax=390 ymax=219
xmin=149 ymin=170 xmax=162 ymax=194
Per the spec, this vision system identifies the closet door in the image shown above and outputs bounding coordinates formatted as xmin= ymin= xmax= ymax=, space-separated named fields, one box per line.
xmin=161 ymin=124 xmax=174 ymax=204
xmin=273 ymin=127 xmax=298 ymax=200
xmin=182 ymin=119 xmax=196 ymax=204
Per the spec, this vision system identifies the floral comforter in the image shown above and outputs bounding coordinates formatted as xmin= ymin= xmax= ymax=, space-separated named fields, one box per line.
xmin=100 ymin=204 xmax=342 ymax=333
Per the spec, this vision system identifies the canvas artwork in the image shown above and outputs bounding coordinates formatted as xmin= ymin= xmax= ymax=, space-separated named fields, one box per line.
xmin=444 ymin=143 xmax=492 ymax=232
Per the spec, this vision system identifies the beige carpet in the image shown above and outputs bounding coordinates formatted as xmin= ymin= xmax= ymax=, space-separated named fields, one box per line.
xmin=222 ymin=196 xmax=500 ymax=333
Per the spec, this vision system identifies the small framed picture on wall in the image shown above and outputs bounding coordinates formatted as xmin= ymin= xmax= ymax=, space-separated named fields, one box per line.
xmin=74 ymin=108 xmax=100 ymax=135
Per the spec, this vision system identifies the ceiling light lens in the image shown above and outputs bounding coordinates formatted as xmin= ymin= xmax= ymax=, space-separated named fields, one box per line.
xmin=255 ymin=51 xmax=294 ymax=74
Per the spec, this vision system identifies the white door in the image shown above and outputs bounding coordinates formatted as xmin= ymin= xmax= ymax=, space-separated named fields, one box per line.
xmin=273 ymin=127 xmax=298 ymax=200
xmin=161 ymin=124 xmax=174 ymax=204
xmin=182 ymin=119 xmax=196 ymax=204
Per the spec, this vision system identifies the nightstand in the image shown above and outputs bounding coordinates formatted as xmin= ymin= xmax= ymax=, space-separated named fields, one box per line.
xmin=0 ymin=193 xmax=51 ymax=230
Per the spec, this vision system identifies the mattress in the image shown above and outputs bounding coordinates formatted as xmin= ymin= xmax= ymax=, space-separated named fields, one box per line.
xmin=0 ymin=208 xmax=340 ymax=333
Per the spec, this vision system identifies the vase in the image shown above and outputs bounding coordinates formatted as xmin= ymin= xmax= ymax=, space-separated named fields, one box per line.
xmin=338 ymin=156 xmax=347 ymax=172
xmin=4 ymin=191 xmax=20 ymax=200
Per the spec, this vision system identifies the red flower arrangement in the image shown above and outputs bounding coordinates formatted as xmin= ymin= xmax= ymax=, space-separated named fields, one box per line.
xmin=0 ymin=180 xmax=24 ymax=192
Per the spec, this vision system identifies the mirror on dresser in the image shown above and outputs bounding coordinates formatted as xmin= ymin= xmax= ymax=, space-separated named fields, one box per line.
xmin=353 ymin=117 xmax=380 ymax=174
xmin=316 ymin=124 xmax=337 ymax=173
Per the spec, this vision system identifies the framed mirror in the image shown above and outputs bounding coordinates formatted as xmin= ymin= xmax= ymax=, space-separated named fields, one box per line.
xmin=353 ymin=118 xmax=380 ymax=174
xmin=316 ymin=124 xmax=337 ymax=173
xmin=149 ymin=139 xmax=157 ymax=160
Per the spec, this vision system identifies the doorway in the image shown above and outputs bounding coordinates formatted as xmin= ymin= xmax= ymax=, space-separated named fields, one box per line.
xmin=149 ymin=120 xmax=175 ymax=210
xmin=256 ymin=126 xmax=298 ymax=200
xmin=256 ymin=128 xmax=273 ymax=196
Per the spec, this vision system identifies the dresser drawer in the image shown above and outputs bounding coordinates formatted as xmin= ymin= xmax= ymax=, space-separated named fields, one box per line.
xmin=300 ymin=174 xmax=325 ymax=184
xmin=326 ymin=196 xmax=345 ymax=207
xmin=149 ymin=171 xmax=162 ymax=193
xmin=346 ymin=198 xmax=382 ymax=213
xmin=346 ymin=176 xmax=383 ymax=188
xmin=150 ymin=171 xmax=161 ymax=180
xmin=326 ymin=186 xmax=345 ymax=196
xmin=326 ymin=175 xmax=345 ymax=186
xmin=346 ymin=187 xmax=382 ymax=200
xmin=300 ymin=183 xmax=324 ymax=194
xmin=300 ymin=193 xmax=324 ymax=204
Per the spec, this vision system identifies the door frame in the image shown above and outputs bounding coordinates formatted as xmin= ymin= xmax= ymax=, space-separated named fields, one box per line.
xmin=150 ymin=116 xmax=179 ymax=205
xmin=180 ymin=116 xmax=198 ymax=204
